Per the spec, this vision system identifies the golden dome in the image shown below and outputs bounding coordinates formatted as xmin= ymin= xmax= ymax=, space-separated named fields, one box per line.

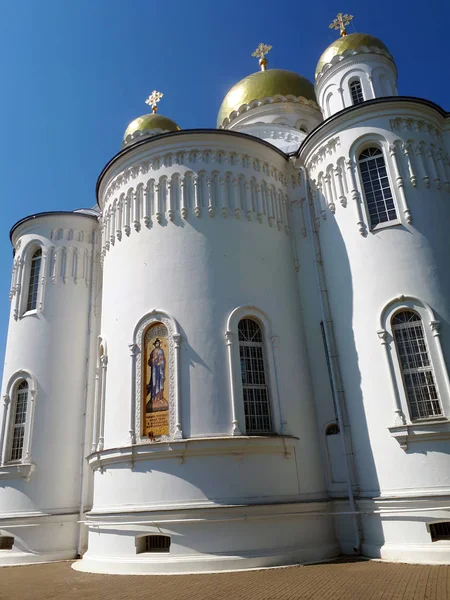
xmin=123 ymin=113 xmax=180 ymax=145
xmin=217 ymin=69 xmax=317 ymax=128
xmin=315 ymin=33 xmax=394 ymax=79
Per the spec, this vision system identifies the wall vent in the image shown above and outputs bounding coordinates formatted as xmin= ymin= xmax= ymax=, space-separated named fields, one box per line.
xmin=0 ymin=536 xmax=14 ymax=550
xmin=430 ymin=522 xmax=450 ymax=541
xmin=136 ymin=535 xmax=171 ymax=554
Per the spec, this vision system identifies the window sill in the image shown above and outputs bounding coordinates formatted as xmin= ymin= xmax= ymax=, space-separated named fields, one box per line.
xmin=20 ymin=309 xmax=38 ymax=319
xmin=0 ymin=462 xmax=34 ymax=480
xmin=389 ymin=419 xmax=450 ymax=450
xmin=370 ymin=219 xmax=402 ymax=233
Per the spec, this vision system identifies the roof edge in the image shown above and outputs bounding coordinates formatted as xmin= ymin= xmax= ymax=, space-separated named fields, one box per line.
xmin=10 ymin=210 xmax=98 ymax=243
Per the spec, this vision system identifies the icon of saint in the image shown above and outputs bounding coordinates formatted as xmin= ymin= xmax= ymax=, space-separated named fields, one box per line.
xmin=146 ymin=338 xmax=168 ymax=413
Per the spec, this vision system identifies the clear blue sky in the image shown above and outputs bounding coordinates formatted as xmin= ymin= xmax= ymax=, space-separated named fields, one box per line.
xmin=0 ymin=0 xmax=448 ymax=367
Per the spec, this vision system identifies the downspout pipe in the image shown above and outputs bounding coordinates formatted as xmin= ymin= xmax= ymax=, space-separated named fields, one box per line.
xmin=300 ymin=166 xmax=362 ymax=554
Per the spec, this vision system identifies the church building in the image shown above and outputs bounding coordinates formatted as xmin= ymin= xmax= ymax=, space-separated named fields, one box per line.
xmin=1 ymin=14 xmax=449 ymax=573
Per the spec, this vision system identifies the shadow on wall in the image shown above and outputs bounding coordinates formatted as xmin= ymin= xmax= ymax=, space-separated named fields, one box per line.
xmin=312 ymin=199 xmax=383 ymax=554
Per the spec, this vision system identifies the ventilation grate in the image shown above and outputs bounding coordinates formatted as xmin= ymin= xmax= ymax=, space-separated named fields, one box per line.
xmin=430 ymin=522 xmax=450 ymax=541
xmin=0 ymin=536 xmax=14 ymax=550
xmin=137 ymin=535 xmax=171 ymax=553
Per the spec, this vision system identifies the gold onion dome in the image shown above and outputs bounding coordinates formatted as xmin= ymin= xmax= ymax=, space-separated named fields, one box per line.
xmin=122 ymin=90 xmax=180 ymax=147
xmin=315 ymin=33 xmax=394 ymax=79
xmin=217 ymin=69 xmax=317 ymax=128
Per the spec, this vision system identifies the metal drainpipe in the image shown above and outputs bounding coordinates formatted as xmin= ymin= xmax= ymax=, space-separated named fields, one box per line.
xmin=300 ymin=166 xmax=362 ymax=554
xmin=76 ymin=231 xmax=98 ymax=558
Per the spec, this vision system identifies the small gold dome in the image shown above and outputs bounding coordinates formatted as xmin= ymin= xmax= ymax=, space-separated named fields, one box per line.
xmin=217 ymin=69 xmax=317 ymax=128
xmin=315 ymin=33 xmax=394 ymax=79
xmin=123 ymin=113 xmax=180 ymax=145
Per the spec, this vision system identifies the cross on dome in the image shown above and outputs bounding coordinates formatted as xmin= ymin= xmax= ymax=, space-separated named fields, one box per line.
xmin=251 ymin=43 xmax=272 ymax=71
xmin=145 ymin=90 xmax=163 ymax=114
xmin=329 ymin=12 xmax=354 ymax=37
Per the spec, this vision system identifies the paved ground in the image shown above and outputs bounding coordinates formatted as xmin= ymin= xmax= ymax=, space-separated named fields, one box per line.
xmin=0 ymin=559 xmax=449 ymax=600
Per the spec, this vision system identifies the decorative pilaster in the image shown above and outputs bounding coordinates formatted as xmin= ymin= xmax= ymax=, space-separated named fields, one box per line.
xmin=415 ymin=143 xmax=430 ymax=188
xmin=167 ymin=180 xmax=175 ymax=221
xmin=206 ymin=176 xmax=214 ymax=217
xmin=225 ymin=330 xmax=242 ymax=436
xmin=13 ymin=259 xmax=24 ymax=320
xmin=389 ymin=144 xmax=412 ymax=224
xmin=180 ymin=179 xmax=188 ymax=219
xmin=345 ymin=159 xmax=366 ymax=236
xmin=193 ymin=176 xmax=201 ymax=218
xmin=324 ymin=174 xmax=336 ymax=214
xmin=377 ymin=329 xmax=406 ymax=425
xmin=172 ymin=333 xmax=183 ymax=439
xmin=155 ymin=183 xmax=162 ymax=224
xmin=128 ymin=344 xmax=137 ymax=445
xmin=429 ymin=320 xmax=450 ymax=402
xmin=255 ymin=183 xmax=264 ymax=224
xmin=402 ymin=142 xmax=417 ymax=187
xmin=133 ymin=189 xmax=141 ymax=231
xmin=0 ymin=395 xmax=10 ymax=465
xmin=142 ymin=186 xmax=150 ymax=227
xmin=426 ymin=146 xmax=441 ymax=190
xmin=23 ymin=389 xmax=37 ymax=463
xmin=91 ymin=367 xmax=101 ymax=452
xmin=334 ymin=165 xmax=347 ymax=207
xmin=233 ymin=178 xmax=240 ymax=219
xmin=38 ymin=250 xmax=48 ymax=313
xmin=124 ymin=193 xmax=131 ymax=236
xmin=270 ymin=335 xmax=286 ymax=435
xmin=97 ymin=355 xmax=108 ymax=451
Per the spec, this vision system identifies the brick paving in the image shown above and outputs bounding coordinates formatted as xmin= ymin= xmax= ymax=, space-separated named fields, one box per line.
xmin=0 ymin=559 xmax=449 ymax=600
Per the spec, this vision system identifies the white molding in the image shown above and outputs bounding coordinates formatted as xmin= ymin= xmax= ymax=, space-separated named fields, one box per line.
xmin=86 ymin=435 xmax=297 ymax=470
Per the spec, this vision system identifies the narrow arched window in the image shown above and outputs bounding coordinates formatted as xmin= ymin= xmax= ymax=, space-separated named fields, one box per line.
xmin=9 ymin=381 xmax=29 ymax=461
xmin=350 ymin=80 xmax=364 ymax=105
xmin=392 ymin=311 xmax=442 ymax=420
xmin=238 ymin=318 xmax=272 ymax=434
xmin=359 ymin=147 xmax=396 ymax=227
xmin=26 ymin=248 xmax=42 ymax=311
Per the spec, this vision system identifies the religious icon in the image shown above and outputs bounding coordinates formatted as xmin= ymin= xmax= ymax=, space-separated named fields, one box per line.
xmin=146 ymin=338 xmax=168 ymax=412
xmin=143 ymin=324 xmax=169 ymax=438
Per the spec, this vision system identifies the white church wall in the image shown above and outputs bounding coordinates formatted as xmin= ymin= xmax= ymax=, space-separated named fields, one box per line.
xmin=302 ymin=98 xmax=450 ymax=561
xmin=0 ymin=212 xmax=99 ymax=564
xmin=77 ymin=131 xmax=338 ymax=573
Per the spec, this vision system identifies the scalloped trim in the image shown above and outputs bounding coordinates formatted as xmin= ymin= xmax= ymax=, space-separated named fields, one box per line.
xmin=123 ymin=128 xmax=173 ymax=147
xmin=218 ymin=95 xmax=320 ymax=129
xmin=315 ymin=46 xmax=395 ymax=81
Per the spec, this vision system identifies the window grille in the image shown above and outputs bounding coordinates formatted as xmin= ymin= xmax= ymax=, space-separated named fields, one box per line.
xmin=26 ymin=248 xmax=42 ymax=312
xmin=359 ymin=147 xmax=396 ymax=227
xmin=350 ymin=80 xmax=364 ymax=105
xmin=430 ymin=522 xmax=450 ymax=541
xmin=9 ymin=381 xmax=29 ymax=461
xmin=238 ymin=318 xmax=272 ymax=434
xmin=392 ymin=311 xmax=442 ymax=420
xmin=0 ymin=536 xmax=14 ymax=550
xmin=137 ymin=535 xmax=171 ymax=553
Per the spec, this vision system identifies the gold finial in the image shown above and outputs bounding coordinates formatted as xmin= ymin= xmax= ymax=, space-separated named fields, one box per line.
xmin=251 ymin=43 xmax=272 ymax=71
xmin=329 ymin=13 xmax=354 ymax=37
xmin=145 ymin=90 xmax=163 ymax=114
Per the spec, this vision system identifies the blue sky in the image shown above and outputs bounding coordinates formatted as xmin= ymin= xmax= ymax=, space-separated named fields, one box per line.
xmin=0 ymin=0 xmax=448 ymax=366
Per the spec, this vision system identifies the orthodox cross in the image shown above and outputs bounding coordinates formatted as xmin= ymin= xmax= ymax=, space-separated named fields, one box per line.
xmin=145 ymin=90 xmax=163 ymax=113
xmin=251 ymin=43 xmax=272 ymax=71
xmin=329 ymin=13 xmax=354 ymax=37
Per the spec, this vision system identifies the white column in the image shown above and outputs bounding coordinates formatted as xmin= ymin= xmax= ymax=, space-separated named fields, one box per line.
xmin=13 ymin=259 xmax=24 ymax=320
xmin=91 ymin=367 xmax=101 ymax=452
xmin=128 ymin=344 xmax=137 ymax=445
xmin=117 ymin=199 xmax=123 ymax=240
xmin=193 ymin=176 xmax=201 ymax=218
xmin=38 ymin=249 xmax=48 ymax=313
xmin=334 ymin=165 xmax=347 ymax=207
xmin=244 ymin=180 xmax=253 ymax=221
xmin=429 ymin=321 xmax=450 ymax=403
xmin=206 ymin=176 xmax=214 ymax=217
xmin=0 ymin=395 xmax=10 ymax=465
xmin=173 ymin=333 xmax=183 ymax=439
xmin=389 ymin=144 xmax=412 ymax=224
xmin=97 ymin=355 xmax=108 ymax=451
xmin=180 ymin=178 xmax=188 ymax=219
xmin=377 ymin=329 xmax=405 ymax=425
xmin=155 ymin=182 xmax=162 ymax=224
xmin=255 ymin=182 xmax=264 ymax=223
xmin=414 ymin=143 xmax=430 ymax=188
xmin=224 ymin=331 xmax=242 ymax=436
xmin=133 ymin=189 xmax=141 ymax=231
xmin=23 ymin=389 xmax=37 ymax=463
xmin=426 ymin=146 xmax=441 ymax=190
xmin=124 ymin=193 xmax=131 ymax=235
xmin=233 ymin=178 xmax=240 ymax=219
xmin=143 ymin=186 xmax=150 ymax=227
xmin=402 ymin=142 xmax=417 ymax=187
xmin=345 ymin=159 xmax=366 ymax=236
xmin=167 ymin=180 xmax=175 ymax=221
xmin=324 ymin=173 xmax=336 ymax=214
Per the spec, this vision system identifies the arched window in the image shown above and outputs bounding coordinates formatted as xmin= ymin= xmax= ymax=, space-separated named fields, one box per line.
xmin=350 ymin=80 xmax=364 ymax=105
xmin=359 ymin=147 xmax=396 ymax=227
xmin=26 ymin=248 xmax=42 ymax=311
xmin=392 ymin=311 xmax=442 ymax=420
xmin=238 ymin=318 xmax=272 ymax=434
xmin=9 ymin=381 xmax=29 ymax=461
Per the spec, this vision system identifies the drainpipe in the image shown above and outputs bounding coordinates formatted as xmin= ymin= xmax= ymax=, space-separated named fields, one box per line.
xmin=300 ymin=166 xmax=362 ymax=554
